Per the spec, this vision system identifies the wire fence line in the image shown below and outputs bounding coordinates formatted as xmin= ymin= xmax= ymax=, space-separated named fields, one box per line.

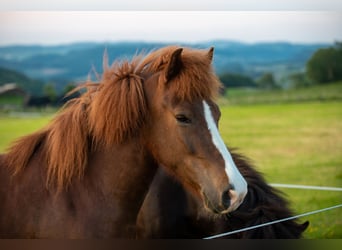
xmin=270 ymin=183 xmax=342 ymax=192
xmin=203 ymin=203 xmax=342 ymax=239
xmin=203 ymin=183 xmax=342 ymax=239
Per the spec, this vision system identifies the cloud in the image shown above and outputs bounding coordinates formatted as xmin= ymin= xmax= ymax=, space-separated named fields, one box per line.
xmin=0 ymin=11 xmax=341 ymax=45
xmin=0 ymin=0 xmax=342 ymax=10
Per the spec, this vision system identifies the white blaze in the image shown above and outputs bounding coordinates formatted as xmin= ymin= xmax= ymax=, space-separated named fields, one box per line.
xmin=203 ymin=101 xmax=248 ymax=210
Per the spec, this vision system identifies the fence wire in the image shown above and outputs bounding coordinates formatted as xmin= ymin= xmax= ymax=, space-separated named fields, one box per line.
xmin=204 ymin=183 xmax=342 ymax=239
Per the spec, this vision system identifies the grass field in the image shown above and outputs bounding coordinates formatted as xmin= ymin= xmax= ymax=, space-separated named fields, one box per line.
xmin=0 ymin=86 xmax=341 ymax=238
xmin=220 ymin=101 xmax=342 ymax=238
xmin=0 ymin=113 xmax=54 ymax=151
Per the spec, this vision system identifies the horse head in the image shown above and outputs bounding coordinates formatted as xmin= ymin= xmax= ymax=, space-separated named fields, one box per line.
xmin=143 ymin=46 xmax=248 ymax=214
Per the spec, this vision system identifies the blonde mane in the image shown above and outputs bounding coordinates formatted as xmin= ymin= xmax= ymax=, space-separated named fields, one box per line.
xmin=4 ymin=46 xmax=221 ymax=190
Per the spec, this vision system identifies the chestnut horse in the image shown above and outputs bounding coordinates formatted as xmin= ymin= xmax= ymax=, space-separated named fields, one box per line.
xmin=137 ymin=150 xmax=309 ymax=238
xmin=0 ymin=46 xmax=247 ymax=238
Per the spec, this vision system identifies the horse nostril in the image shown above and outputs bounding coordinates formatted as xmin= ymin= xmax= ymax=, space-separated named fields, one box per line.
xmin=221 ymin=184 xmax=235 ymax=209
xmin=221 ymin=190 xmax=231 ymax=209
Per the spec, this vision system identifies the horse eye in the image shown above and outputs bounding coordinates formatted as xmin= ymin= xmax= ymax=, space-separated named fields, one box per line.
xmin=175 ymin=114 xmax=191 ymax=124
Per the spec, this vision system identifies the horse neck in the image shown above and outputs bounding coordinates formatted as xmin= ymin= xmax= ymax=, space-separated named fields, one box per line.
xmin=85 ymin=139 xmax=158 ymax=235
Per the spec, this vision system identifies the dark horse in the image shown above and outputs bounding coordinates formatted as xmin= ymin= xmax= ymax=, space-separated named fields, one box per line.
xmin=137 ymin=150 xmax=309 ymax=238
xmin=0 ymin=46 xmax=248 ymax=238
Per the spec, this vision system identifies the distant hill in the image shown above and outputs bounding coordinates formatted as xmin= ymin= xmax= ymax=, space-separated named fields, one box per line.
xmin=0 ymin=41 xmax=330 ymax=91
xmin=0 ymin=67 xmax=45 ymax=95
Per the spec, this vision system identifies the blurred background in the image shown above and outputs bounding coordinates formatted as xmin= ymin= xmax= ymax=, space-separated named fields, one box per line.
xmin=0 ymin=1 xmax=341 ymax=238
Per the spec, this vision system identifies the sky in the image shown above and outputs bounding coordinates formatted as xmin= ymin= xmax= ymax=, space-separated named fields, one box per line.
xmin=0 ymin=1 xmax=342 ymax=46
xmin=1 ymin=0 xmax=342 ymax=10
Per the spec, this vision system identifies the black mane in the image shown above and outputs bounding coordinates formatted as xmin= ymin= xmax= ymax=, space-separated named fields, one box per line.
xmin=137 ymin=150 xmax=309 ymax=239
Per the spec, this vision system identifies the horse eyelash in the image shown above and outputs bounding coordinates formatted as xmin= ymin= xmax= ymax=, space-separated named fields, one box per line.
xmin=175 ymin=114 xmax=192 ymax=124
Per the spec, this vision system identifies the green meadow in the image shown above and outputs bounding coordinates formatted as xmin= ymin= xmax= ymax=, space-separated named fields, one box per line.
xmin=220 ymin=101 xmax=341 ymax=238
xmin=0 ymin=84 xmax=341 ymax=238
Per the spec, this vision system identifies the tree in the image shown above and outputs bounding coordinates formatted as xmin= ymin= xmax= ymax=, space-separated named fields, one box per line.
xmin=306 ymin=43 xmax=342 ymax=84
xmin=43 ymin=83 xmax=57 ymax=102
xmin=256 ymin=73 xmax=279 ymax=90
xmin=219 ymin=73 xmax=257 ymax=89
xmin=288 ymin=72 xmax=311 ymax=88
xmin=62 ymin=83 xmax=77 ymax=96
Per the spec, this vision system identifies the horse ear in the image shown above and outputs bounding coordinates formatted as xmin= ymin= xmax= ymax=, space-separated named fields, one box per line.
xmin=165 ymin=48 xmax=183 ymax=82
xmin=207 ymin=47 xmax=214 ymax=62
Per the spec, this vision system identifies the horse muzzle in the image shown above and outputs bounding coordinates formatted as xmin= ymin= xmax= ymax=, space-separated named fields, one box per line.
xmin=202 ymin=184 xmax=247 ymax=214
xmin=221 ymin=187 xmax=247 ymax=213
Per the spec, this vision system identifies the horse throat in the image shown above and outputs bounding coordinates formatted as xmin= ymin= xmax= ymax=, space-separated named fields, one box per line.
xmin=86 ymin=142 xmax=158 ymax=237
